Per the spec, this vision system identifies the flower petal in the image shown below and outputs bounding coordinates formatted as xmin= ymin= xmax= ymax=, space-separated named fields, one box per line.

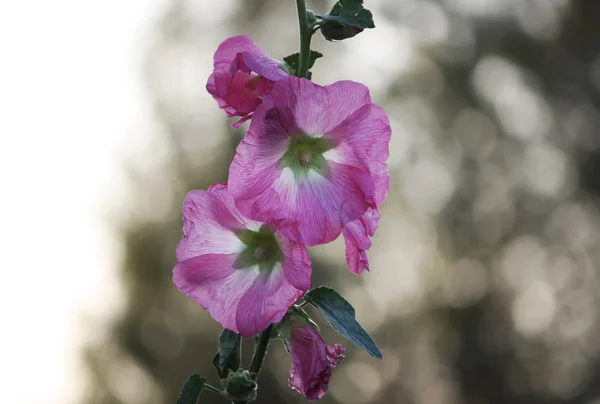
xmin=326 ymin=103 xmax=391 ymax=205
xmin=286 ymin=325 xmax=345 ymax=401
xmin=264 ymin=77 xmax=372 ymax=135
xmin=213 ymin=35 xmax=265 ymax=67
xmin=242 ymin=51 xmax=288 ymax=82
xmin=342 ymin=207 xmax=381 ymax=274
xmin=235 ymin=264 xmax=309 ymax=336
xmin=173 ymin=253 xmax=258 ymax=332
xmin=176 ymin=190 xmax=245 ymax=261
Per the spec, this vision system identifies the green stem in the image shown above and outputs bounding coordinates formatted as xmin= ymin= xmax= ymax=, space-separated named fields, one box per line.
xmin=295 ymin=0 xmax=312 ymax=78
xmin=249 ymin=324 xmax=273 ymax=377
xmin=203 ymin=383 xmax=223 ymax=395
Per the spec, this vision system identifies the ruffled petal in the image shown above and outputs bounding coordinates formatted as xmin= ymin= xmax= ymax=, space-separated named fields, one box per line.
xmin=213 ymin=35 xmax=265 ymax=67
xmin=176 ymin=190 xmax=245 ymax=261
xmin=173 ymin=253 xmax=258 ymax=332
xmin=208 ymin=183 xmax=261 ymax=231
xmin=242 ymin=51 xmax=288 ymax=82
xmin=206 ymin=36 xmax=288 ymax=126
xmin=286 ymin=325 xmax=345 ymax=401
xmin=235 ymin=262 xmax=309 ymax=336
xmin=326 ymin=103 xmax=391 ymax=205
xmin=264 ymin=77 xmax=372 ymax=135
xmin=342 ymin=207 xmax=381 ymax=274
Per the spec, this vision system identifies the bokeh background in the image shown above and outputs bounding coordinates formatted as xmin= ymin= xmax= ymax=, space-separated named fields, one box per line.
xmin=4 ymin=0 xmax=600 ymax=403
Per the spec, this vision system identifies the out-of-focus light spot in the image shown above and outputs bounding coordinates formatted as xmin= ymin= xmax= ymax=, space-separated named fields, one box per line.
xmin=349 ymin=362 xmax=383 ymax=400
xmin=500 ymin=236 xmax=546 ymax=292
xmin=444 ymin=0 xmax=512 ymax=18
xmin=564 ymin=103 xmax=600 ymax=151
xmin=379 ymin=348 xmax=401 ymax=384
xmin=452 ymin=109 xmax=498 ymax=159
xmin=440 ymin=259 xmax=488 ymax=308
xmin=547 ymin=204 xmax=600 ymax=253
xmin=387 ymin=118 xmax=412 ymax=168
xmin=555 ymin=290 xmax=594 ymax=342
xmin=402 ymin=155 xmax=456 ymax=214
xmin=512 ymin=280 xmax=556 ymax=337
xmin=369 ymin=214 xmax=436 ymax=314
xmin=349 ymin=24 xmax=416 ymax=94
xmin=515 ymin=0 xmax=563 ymax=40
xmin=472 ymin=56 xmax=552 ymax=141
xmin=403 ymin=0 xmax=449 ymax=46
xmin=345 ymin=286 xmax=386 ymax=330
xmin=522 ymin=143 xmax=568 ymax=198
xmin=186 ymin=0 xmax=235 ymax=24
xmin=108 ymin=358 xmax=158 ymax=404
xmin=331 ymin=361 xmax=381 ymax=404
xmin=590 ymin=56 xmax=600 ymax=94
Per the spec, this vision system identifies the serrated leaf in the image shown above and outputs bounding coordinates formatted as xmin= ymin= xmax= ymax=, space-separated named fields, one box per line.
xmin=282 ymin=51 xmax=323 ymax=78
xmin=304 ymin=286 xmax=382 ymax=359
xmin=177 ymin=374 xmax=205 ymax=404
xmin=322 ymin=0 xmax=375 ymax=29
xmin=213 ymin=329 xmax=241 ymax=379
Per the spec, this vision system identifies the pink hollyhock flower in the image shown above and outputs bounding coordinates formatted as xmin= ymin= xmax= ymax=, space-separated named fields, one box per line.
xmin=206 ymin=35 xmax=288 ymax=129
xmin=286 ymin=324 xmax=345 ymax=400
xmin=229 ymin=76 xmax=391 ymax=246
xmin=173 ymin=183 xmax=311 ymax=336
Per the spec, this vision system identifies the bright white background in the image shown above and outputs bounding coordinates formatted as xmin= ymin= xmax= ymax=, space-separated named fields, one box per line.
xmin=0 ymin=1 xmax=164 ymax=402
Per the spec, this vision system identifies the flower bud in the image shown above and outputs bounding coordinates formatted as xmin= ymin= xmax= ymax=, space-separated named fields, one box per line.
xmin=320 ymin=20 xmax=364 ymax=41
xmin=224 ymin=370 xmax=257 ymax=403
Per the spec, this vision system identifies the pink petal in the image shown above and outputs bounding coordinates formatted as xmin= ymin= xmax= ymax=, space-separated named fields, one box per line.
xmin=235 ymin=262 xmax=309 ymax=336
xmin=342 ymin=208 xmax=381 ymax=274
xmin=207 ymin=183 xmax=261 ymax=231
xmin=326 ymin=103 xmax=391 ymax=206
xmin=264 ymin=77 xmax=372 ymax=135
xmin=173 ymin=253 xmax=257 ymax=332
xmin=242 ymin=51 xmax=288 ymax=82
xmin=213 ymin=35 xmax=265 ymax=67
xmin=286 ymin=325 xmax=345 ymax=400
xmin=176 ymin=190 xmax=245 ymax=261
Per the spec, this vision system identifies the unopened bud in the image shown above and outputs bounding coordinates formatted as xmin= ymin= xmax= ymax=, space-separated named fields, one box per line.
xmin=321 ymin=21 xmax=364 ymax=41
xmin=225 ymin=370 xmax=257 ymax=403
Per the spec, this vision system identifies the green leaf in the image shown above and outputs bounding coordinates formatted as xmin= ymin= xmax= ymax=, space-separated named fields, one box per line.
xmin=322 ymin=0 xmax=375 ymax=29
xmin=213 ymin=329 xmax=241 ymax=379
xmin=304 ymin=286 xmax=383 ymax=359
xmin=282 ymin=51 xmax=323 ymax=79
xmin=177 ymin=374 xmax=205 ymax=404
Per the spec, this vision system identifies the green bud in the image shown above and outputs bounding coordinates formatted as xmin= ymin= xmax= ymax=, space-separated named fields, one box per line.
xmin=224 ymin=370 xmax=257 ymax=403
xmin=320 ymin=20 xmax=364 ymax=41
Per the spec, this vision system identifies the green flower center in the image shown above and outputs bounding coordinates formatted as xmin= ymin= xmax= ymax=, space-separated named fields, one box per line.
xmin=235 ymin=226 xmax=283 ymax=274
xmin=279 ymin=134 xmax=336 ymax=180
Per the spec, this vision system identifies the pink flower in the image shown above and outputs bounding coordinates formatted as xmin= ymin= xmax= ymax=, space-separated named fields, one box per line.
xmin=173 ymin=183 xmax=311 ymax=336
xmin=286 ymin=325 xmax=345 ymax=400
xmin=228 ymin=76 xmax=391 ymax=246
xmin=206 ymin=35 xmax=288 ymax=129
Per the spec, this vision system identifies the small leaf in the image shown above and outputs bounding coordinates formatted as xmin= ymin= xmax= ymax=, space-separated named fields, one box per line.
xmin=304 ymin=286 xmax=382 ymax=359
xmin=213 ymin=329 xmax=241 ymax=379
xmin=321 ymin=0 xmax=375 ymax=30
xmin=177 ymin=374 xmax=205 ymax=404
xmin=282 ymin=51 xmax=323 ymax=78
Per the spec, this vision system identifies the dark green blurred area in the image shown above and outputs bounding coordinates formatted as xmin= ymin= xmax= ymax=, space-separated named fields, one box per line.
xmin=82 ymin=1 xmax=600 ymax=403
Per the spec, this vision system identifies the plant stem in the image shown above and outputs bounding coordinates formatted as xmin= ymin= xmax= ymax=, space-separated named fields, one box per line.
xmin=204 ymin=383 xmax=223 ymax=394
xmin=249 ymin=324 xmax=273 ymax=376
xmin=295 ymin=0 xmax=312 ymax=78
